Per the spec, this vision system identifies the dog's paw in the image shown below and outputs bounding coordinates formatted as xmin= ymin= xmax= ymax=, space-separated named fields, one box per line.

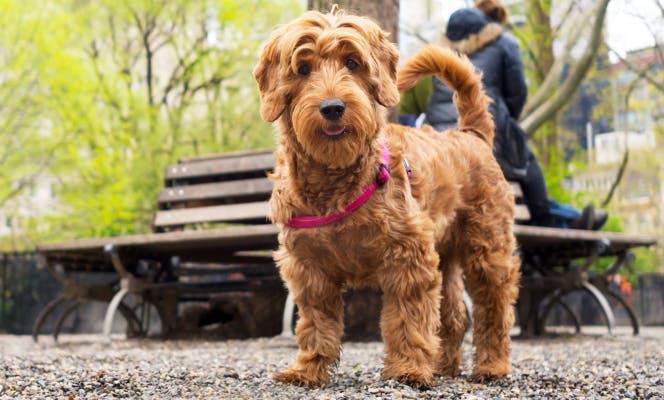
xmin=469 ymin=366 xmax=511 ymax=383
xmin=273 ymin=367 xmax=330 ymax=388
xmin=435 ymin=362 xmax=461 ymax=378
xmin=392 ymin=373 xmax=435 ymax=389
xmin=383 ymin=367 xmax=435 ymax=389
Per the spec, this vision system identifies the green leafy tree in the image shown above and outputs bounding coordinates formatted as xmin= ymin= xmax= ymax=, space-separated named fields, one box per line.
xmin=508 ymin=0 xmax=612 ymax=205
xmin=0 ymin=2 xmax=69 ymax=208
xmin=0 ymin=0 xmax=302 ymax=246
xmin=517 ymin=0 xmax=610 ymax=137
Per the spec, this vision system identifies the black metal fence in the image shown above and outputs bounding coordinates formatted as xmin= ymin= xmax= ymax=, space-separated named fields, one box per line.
xmin=0 ymin=251 xmax=62 ymax=334
xmin=637 ymin=273 xmax=664 ymax=326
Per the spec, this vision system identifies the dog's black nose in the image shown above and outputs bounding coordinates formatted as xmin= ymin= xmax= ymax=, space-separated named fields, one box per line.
xmin=319 ymin=98 xmax=345 ymax=121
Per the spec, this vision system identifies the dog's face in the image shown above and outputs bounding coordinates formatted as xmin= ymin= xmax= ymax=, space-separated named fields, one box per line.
xmin=253 ymin=11 xmax=400 ymax=168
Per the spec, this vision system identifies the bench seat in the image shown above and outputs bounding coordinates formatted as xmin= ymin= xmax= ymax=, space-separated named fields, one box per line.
xmin=514 ymin=225 xmax=655 ymax=256
xmin=38 ymin=224 xmax=279 ymax=257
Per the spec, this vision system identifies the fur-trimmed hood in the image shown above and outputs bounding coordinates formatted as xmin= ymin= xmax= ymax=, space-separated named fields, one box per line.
xmin=440 ymin=8 xmax=503 ymax=55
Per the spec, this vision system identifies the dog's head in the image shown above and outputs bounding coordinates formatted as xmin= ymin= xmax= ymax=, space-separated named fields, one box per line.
xmin=253 ymin=10 xmax=399 ymax=168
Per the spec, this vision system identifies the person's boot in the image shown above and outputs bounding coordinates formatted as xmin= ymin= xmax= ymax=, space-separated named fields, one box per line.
xmin=592 ymin=209 xmax=609 ymax=230
xmin=569 ymin=204 xmax=595 ymax=230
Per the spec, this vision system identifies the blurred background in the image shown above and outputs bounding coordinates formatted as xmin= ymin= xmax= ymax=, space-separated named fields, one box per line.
xmin=0 ymin=0 xmax=662 ymax=335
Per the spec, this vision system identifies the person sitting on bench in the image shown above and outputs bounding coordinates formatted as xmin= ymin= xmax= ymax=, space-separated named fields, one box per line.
xmin=398 ymin=0 xmax=607 ymax=230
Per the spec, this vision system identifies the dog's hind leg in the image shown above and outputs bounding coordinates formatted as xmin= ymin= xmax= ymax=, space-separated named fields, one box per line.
xmin=273 ymin=256 xmax=344 ymax=387
xmin=463 ymin=230 xmax=520 ymax=381
xmin=435 ymin=251 xmax=467 ymax=378
xmin=378 ymin=221 xmax=442 ymax=388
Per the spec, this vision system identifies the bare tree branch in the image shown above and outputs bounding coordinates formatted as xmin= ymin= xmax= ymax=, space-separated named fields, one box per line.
xmin=601 ymin=68 xmax=643 ymax=207
xmin=399 ymin=26 xmax=433 ymax=46
xmin=160 ymin=28 xmax=208 ymax=107
xmin=608 ymin=45 xmax=664 ymax=93
xmin=602 ymin=150 xmax=629 ymax=207
xmin=521 ymin=0 xmax=610 ymax=136
xmin=521 ymin=3 xmax=589 ymax=117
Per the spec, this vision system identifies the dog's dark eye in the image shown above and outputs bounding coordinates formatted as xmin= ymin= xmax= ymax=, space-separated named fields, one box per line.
xmin=345 ymin=58 xmax=359 ymax=71
xmin=297 ymin=64 xmax=311 ymax=76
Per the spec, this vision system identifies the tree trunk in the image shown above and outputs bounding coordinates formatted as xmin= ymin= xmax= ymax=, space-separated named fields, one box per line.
xmin=524 ymin=0 xmax=554 ymax=85
xmin=307 ymin=0 xmax=399 ymax=45
xmin=522 ymin=0 xmax=555 ymax=164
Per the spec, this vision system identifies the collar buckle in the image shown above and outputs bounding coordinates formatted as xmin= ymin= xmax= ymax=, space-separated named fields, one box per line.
xmin=376 ymin=164 xmax=391 ymax=186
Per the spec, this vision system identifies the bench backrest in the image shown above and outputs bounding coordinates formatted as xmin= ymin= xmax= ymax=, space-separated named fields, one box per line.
xmin=153 ymin=150 xmax=530 ymax=232
xmin=153 ymin=150 xmax=276 ymax=232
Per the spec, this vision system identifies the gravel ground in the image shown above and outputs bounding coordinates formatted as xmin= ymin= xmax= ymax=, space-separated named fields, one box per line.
xmin=1 ymin=327 xmax=663 ymax=399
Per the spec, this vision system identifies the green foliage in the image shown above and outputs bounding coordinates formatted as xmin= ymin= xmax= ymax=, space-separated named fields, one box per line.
xmin=629 ymin=247 xmax=663 ymax=282
xmin=0 ymin=1 xmax=68 ymax=208
xmin=518 ymin=0 xmax=553 ymax=87
xmin=0 ymin=0 xmax=303 ymax=246
xmin=592 ymin=246 xmax=660 ymax=285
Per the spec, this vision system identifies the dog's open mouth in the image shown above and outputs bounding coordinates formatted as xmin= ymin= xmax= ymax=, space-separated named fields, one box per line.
xmin=322 ymin=124 xmax=347 ymax=138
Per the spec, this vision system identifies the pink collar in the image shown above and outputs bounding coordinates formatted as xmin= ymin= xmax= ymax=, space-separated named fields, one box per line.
xmin=285 ymin=144 xmax=391 ymax=229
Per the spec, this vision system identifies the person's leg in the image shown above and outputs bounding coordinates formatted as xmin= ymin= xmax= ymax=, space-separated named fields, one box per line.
xmin=521 ymin=151 xmax=551 ymax=226
xmin=520 ymin=151 xmax=609 ymax=230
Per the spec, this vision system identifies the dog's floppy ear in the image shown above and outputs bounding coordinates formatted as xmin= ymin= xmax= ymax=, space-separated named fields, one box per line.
xmin=370 ymin=33 xmax=400 ymax=108
xmin=253 ymin=29 xmax=288 ymax=122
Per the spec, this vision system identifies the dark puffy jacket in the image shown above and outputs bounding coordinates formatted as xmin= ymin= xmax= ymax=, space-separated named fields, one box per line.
xmin=424 ymin=8 xmax=529 ymax=174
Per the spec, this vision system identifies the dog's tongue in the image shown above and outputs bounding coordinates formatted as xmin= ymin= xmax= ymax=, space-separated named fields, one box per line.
xmin=323 ymin=125 xmax=345 ymax=136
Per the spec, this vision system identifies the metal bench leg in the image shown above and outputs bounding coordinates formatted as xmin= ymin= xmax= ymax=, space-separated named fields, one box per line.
xmin=118 ymin=302 xmax=145 ymax=338
xmin=54 ymin=300 xmax=81 ymax=342
xmin=538 ymin=289 xmax=582 ymax=334
xmin=103 ymin=285 xmax=129 ymax=340
xmin=600 ymin=251 xmax=639 ymax=335
xmin=280 ymin=291 xmax=295 ymax=338
xmin=604 ymin=290 xmax=639 ymax=336
xmin=556 ymin=299 xmax=582 ymax=334
xmin=103 ymin=244 xmax=148 ymax=338
xmin=462 ymin=290 xmax=473 ymax=330
xmin=236 ymin=301 xmax=258 ymax=337
xmin=582 ymin=281 xmax=616 ymax=334
xmin=515 ymin=284 xmax=543 ymax=338
xmin=32 ymin=295 xmax=68 ymax=342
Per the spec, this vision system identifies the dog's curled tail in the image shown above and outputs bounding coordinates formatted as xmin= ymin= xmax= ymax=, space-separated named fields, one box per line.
xmin=397 ymin=45 xmax=494 ymax=147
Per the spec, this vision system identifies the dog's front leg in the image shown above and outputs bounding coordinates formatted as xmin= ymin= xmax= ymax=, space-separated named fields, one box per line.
xmin=274 ymin=257 xmax=344 ymax=387
xmin=378 ymin=235 xmax=442 ymax=388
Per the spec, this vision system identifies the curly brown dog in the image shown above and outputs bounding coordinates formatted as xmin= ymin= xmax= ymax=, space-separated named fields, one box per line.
xmin=253 ymin=9 xmax=520 ymax=388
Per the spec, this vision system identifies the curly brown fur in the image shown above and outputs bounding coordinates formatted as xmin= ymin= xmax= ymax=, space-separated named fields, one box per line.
xmin=397 ymin=45 xmax=495 ymax=145
xmin=254 ymin=9 xmax=520 ymax=388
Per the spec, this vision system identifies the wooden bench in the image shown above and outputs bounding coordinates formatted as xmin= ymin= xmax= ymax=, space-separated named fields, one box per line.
xmin=34 ymin=150 xmax=282 ymax=340
xmin=34 ymin=149 xmax=657 ymax=340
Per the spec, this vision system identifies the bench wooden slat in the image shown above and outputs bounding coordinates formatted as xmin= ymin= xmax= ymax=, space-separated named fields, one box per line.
xmin=153 ymin=201 xmax=271 ymax=227
xmin=514 ymin=204 xmax=530 ymax=221
xmin=513 ymin=224 xmax=657 ymax=246
xmin=165 ymin=152 xmax=275 ymax=180
xmin=177 ymin=149 xmax=273 ymax=164
xmin=37 ymin=224 xmax=280 ymax=253
xmin=509 ymin=181 xmax=523 ymax=198
xmin=158 ymin=177 xmax=273 ymax=204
